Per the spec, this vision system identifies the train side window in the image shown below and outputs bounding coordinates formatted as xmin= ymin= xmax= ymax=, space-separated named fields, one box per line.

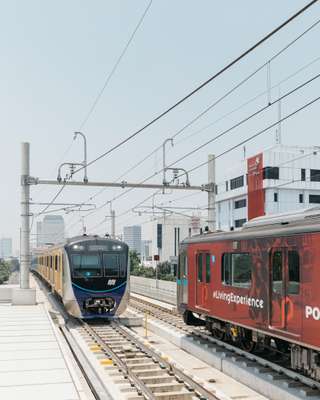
xmin=272 ymin=251 xmax=283 ymax=295
xmin=232 ymin=253 xmax=251 ymax=288
xmin=222 ymin=254 xmax=232 ymax=285
xmin=197 ymin=253 xmax=203 ymax=282
xmin=288 ymin=251 xmax=300 ymax=295
xmin=222 ymin=253 xmax=251 ymax=288
xmin=205 ymin=253 xmax=210 ymax=283
xmin=55 ymin=255 xmax=58 ymax=271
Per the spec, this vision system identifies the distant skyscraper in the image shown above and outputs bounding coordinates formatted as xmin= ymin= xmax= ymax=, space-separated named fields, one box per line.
xmin=37 ymin=215 xmax=65 ymax=246
xmin=123 ymin=225 xmax=141 ymax=254
xmin=0 ymin=238 xmax=12 ymax=259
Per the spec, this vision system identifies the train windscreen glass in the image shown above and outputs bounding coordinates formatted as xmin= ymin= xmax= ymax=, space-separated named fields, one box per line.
xmin=103 ymin=253 xmax=126 ymax=277
xmin=71 ymin=254 xmax=102 ymax=278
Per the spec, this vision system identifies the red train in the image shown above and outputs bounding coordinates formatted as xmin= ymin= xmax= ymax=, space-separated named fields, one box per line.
xmin=177 ymin=208 xmax=320 ymax=381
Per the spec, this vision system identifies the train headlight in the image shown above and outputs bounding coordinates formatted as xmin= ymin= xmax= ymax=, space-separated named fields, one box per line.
xmin=72 ymin=245 xmax=84 ymax=250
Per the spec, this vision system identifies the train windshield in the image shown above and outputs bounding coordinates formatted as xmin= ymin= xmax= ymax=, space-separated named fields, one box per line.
xmin=71 ymin=254 xmax=102 ymax=278
xmin=102 ymin=253 xmax=126 ymax=278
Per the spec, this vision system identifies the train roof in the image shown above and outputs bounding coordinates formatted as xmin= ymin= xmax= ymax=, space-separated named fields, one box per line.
xmin=35 ymin=235 xmax=128 ymax=252
xmin=65 ymin=235 xmax=126 ymax=247
xmin=182 ymin=207 xmax=320 ymax=245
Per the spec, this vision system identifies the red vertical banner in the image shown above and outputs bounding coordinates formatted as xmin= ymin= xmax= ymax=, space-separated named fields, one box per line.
xmin=247 ymin=153 xmax=265 ymax=220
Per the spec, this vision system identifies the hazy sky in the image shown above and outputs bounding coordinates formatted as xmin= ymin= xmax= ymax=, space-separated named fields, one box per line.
xmin=0 ymin=0 xmax=319 ymax=251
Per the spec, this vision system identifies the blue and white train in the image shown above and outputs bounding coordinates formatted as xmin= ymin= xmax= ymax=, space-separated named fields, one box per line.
xmin=34 ymin=235 xmax=129 ymax=318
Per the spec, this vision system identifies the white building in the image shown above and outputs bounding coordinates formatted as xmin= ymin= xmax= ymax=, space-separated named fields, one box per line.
xmin=141 ymin=240 xmax=152 ymax=263
xmin=37 ymin=215 xmax=65 ymax=246
xmin=0 ymin=238 xmax=12 ymax=259
xmin=123 ymin=225 xmax=142 ymax=254
xmin=143 ymin=214 xmax=204 ymax=267
xmin=216 ymin=145 xmax=320 ymax=230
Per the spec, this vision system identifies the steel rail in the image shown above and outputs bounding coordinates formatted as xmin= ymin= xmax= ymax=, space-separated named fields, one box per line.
xmin=113 ymin=322 xmax=218 ymax=400
xmin=81 ymin=321 xmax=156 ymax=400
xmin=129 ymin=295 xmax=320 ymax=393
xmin=83 ymin=320 xmax=218 ymax=400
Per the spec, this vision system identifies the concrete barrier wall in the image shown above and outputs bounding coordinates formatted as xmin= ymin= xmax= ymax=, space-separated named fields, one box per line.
xmin=0 ymin=284 xmax=19 ymax=302
xmin=130 ymin=276 xmax=177 ymax=305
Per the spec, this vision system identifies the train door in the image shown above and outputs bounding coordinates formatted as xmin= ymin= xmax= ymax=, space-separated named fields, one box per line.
xmin=284 ymin=249 xmax=301 ymax=336
xmin=177 ymin=248 xmax=188 ymax=311
xmin=270 ymin=249 xmax=284 ymax=328
xmin=195 ymin=252 xmax=211 ymax=310
xmin=50 ymin=255 xmax=56 ymax=290
xmin=269 ymin=248 xmax=301 ymax=336
xmin=54 ymin=255 xmax=61 ymax=294
xmin=48 ymin=256 xmax=53 ymax=284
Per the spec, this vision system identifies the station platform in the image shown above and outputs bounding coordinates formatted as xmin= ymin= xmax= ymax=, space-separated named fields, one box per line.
xmin=0 ymin=281 xmax=88 ymax=400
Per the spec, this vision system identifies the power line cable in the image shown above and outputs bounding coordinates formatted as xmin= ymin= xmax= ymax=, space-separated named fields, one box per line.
xmin=73 ymin=0 xmax=319 ymax=175
xmin=186 ymin=95 xmax=320 ymax=176
xmin=75 ymin=53 xmax=320 ymax=216
xmin=175 ymin=55 xmax=320 ymax=147
xmin=86 ymin=70 xmax=320 ymax=218
xmin=31 ymin=2 xmax=153 ymax=235
xmin=59 ymin=17 xmax=320 ymax=235
xmin=113 ymin=94 xmax=320 ymax=222
xmin=166 ymin=72 xmax=320 ymax=169
xmin=63 ymin=18 xmax=320 ymax=224
xmin=67 ymin=73 xmax=317 ymax=235
xmin=79 ymin=0 xmax=153 ymax=130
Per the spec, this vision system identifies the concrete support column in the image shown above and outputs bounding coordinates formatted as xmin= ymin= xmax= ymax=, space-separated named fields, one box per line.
xmin=13 ymin=142 xmax=36 ymax=305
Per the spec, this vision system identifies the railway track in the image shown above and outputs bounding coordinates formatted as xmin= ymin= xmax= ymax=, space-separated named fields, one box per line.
xmin=129 ymin=294 xmax=320 ymax=399
xmin=80 ymin=320 xmax=219 ymax=400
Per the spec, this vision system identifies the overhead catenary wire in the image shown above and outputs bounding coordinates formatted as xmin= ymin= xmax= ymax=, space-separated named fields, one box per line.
xmin=111 ymin=94 xmax=320 ymax=225
xmin=74 ymin=53 xmax=320 ymax=219
xmin=79 ymin=0 xmax=153 ymax=130
xmin=175 ymin=54 xmax=320 ymax=147
xmin=65 ymin=15 xmax=320 ymax=223
xmin=31 ymin=2 xmax=154 ymax=236
xmin=63 ymin=72 xmax=319 ymax=236
xmin=84 ymin=70 xmax=320 ymax=219
xmin=166 ymin=72 xmax=320 ymax=170
xmin=72 ymin=0 xmax=319 ymax=176
xmin=46 ymin=4 xmax=320 ymax=238
xmin=186 ymin=95 xmax=320 ymax=176
xmin=63 ymin=146 xmax=320 ymax=238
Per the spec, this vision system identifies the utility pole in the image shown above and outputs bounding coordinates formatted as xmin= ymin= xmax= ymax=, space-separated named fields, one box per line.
xmin=207 ymin=154 xmax=216 ymax=232
xmin=13 ymin=142 xmax=36 ymax=305
xmin=106 ymin=202 xmax=116 ymax=239
xmin=276 ymin=86 xmax=282 ymax=145
xmin=111 ymin=209 xmax=115 ymax=239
